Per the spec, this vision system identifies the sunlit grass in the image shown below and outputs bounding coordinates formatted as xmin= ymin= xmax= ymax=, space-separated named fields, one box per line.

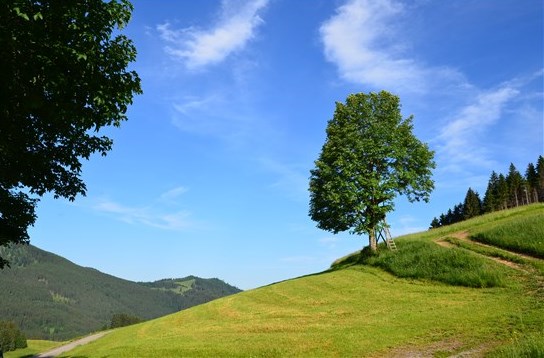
xmin=5 ymin=340 xmax=65 ymax=358
xmin=61 ymin=204 xmax=544 ymax=357
xmin=65 ymin=265 xmax=541 ymax=357
xmin=362 ymin=240 xmax=508 ymax=287
xmin=472 ymin=209 xmax=544 ymax=258
xmin=487 ymin=332 xmax=544 ymax=357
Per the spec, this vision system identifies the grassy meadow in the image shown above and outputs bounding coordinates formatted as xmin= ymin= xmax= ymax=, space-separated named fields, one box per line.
xmin=55 ymin=204 xmax=544 ymax=357
xmin=8 ymin=204 xmax=540 ymax=357
xmin=61 ymin=266 xmax=540 ymax=357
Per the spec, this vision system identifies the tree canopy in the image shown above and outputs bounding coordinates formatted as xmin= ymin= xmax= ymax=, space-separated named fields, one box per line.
xmin=309 ymin=91 xmax=435 ymax=251
xmin=0 ymin=0 xmax=142 ymax=267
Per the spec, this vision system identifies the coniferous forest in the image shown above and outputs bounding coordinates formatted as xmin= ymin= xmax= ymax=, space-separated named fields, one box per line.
xmin=430 ymin=155 xmax=544 ymax=228
xmin=0 ymin=244 xmax=241 ymax=340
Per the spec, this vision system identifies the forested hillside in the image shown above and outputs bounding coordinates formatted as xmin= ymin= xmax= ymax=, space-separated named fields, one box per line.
xmin=0 ymin=244 xmax=240 ymax=340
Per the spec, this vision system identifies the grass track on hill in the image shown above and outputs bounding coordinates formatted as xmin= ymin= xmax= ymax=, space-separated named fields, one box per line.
xmin=59 ymin=205 xmax=544 ymax=357
xmin=472 ymin=209 xmax=544 ymax=258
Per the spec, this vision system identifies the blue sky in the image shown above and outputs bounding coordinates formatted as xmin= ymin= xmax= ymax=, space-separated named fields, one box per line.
xmin=30 ymin=0 xmax=542 ymax=290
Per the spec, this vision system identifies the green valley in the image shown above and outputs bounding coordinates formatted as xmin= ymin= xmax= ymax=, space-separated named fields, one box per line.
xmin=0 ymin=245 xmax=241 ymax=340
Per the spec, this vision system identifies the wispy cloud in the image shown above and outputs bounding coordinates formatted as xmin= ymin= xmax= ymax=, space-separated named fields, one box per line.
xmin=91 ymin=186 xmax=200 ymax=232
xmin=157 ymin=0 xmax=269 ymax=70
xmin=159 ymin=186 xmax=189 ymax=202
xmin=319 ymin=0 xmax=464 ymax=93
xmin=258 ymin=158 xmax=309 ymax=201
xmin=170 ymin=93 xmax=256 ymax=144
xmin=319 ymin=236 xmax=342 ymax=249
xmin=436 ymin=85 xmax=519 ymax=172
xmin=390 ymin=214 xmax=427 ymax=237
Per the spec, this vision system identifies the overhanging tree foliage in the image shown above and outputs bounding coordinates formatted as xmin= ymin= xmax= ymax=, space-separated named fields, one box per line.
xmin=0 ymin=0 xmax=142 ymax=267
xmin=309 ymin=91 xmax=435 ymax=251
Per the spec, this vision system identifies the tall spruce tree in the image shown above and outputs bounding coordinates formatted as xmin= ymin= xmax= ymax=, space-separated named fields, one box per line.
xmin=483 ymin=171 xmax=499 ymax=213
xmin=536 ymin=156 xmax=544 ymax=202
xmin=506 ymin=163 xmax=524 ymax=207
xmin=525 ymin=162 xmax=539 ymax=203
xmin=463 ymin=188 xmax=481 ymax=219
xmin=497 ymin=174 xmax=509 ymax=210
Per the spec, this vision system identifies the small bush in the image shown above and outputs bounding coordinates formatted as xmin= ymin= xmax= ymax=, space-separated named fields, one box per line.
xmin=362 ymin=241 xmax=506 ymax=288
xmin=110 ymin=313 xmax=143 ymax=329
xmin=0 ymin=320 xmax=27 ymax=353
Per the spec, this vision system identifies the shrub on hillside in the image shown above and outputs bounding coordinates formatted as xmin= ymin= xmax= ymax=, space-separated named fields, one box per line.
xmin=0 ymin=320 xmax=27 ymax=353
xmin=362 ymin=241 xmax=506 ymax=288
xmin=110 ymin=313 xmax=143 ymax=329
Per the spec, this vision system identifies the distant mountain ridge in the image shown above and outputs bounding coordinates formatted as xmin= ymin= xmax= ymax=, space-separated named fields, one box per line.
xmin=0 ymin=244 xmax=241 ymax=340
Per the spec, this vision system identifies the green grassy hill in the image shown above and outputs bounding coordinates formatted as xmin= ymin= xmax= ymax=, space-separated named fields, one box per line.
xmin=0 ymin=244 xmax=241 ymax=340
xmin=58 ymin=204 xmax=543 ymax=357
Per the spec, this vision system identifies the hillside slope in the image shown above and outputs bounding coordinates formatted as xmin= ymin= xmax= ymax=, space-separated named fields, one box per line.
xmin=0 ymin=244 xmax=241 ymax=340
xmin=62 ymin=205 xmax=544 ymax=357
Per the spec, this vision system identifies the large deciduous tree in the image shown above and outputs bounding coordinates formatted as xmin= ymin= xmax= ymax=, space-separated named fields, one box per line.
xmin=309 ymin=91 xmax=435 ymax=251
xmin=0 ymin=0 xmax=142 ymax=267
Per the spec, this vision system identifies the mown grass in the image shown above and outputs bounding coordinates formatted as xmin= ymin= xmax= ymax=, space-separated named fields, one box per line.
xmin=60 ymin=205 xmax=544 ymax=357
xmin=472 ymin=209 xmax=544 ymax=259
xmin=5 ymin=339 xmax=65 ymax=358
xmin=64 ymin=267 xmax=542 ymax=357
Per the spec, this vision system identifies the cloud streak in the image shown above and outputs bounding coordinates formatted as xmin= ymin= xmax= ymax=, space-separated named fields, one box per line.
xmin=157 ymin=0 xmax=269 ymax=70
xmin=436 ymin=85 xmax=519 ymax=172
xmin=91 ymin=187 xmax=200 ymax=232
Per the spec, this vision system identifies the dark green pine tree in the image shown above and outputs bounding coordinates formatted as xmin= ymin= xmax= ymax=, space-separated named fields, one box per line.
xmin=497 ymin=174 xmax=509 ymax=210
xmin=463 ymin=188 xmax=482 ymax=219
xmin=536 ymin=155 xmax=544 ymax=202
xmin=506 ymin=163 xmax=524 ymax=208
xmin=525 ymin=162 xmax=539 ymax=203
xmin=429 ymin=217 xmax=440 ymax=229
xmin=452 ymin=203 xmax=464 ymax=223
xmin=483 ymin=171 xmax=499 ymax=213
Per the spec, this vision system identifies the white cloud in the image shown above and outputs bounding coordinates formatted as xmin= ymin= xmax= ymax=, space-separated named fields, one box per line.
xmin=170 ymin=93 xmax=257 ymax=145
xmin=436 ymin=85 xmax=519 ymax=171
xmin=318 ymin=236 xmax=342 ymax=249
xmin=160 ymin=186 xmax=189 ymax=202
xmin=92 ymin=191 xmax=199 ymax=232
xmin=319 ymin=0 xmax=464 ymax=93
xmin=157 ymin=0 xmax=269 ymax=70
xmin=93 ymin=199 xmax=193 ymax=231
xmin=258 ymin=158 xmax=309 ymax=202
xmin=389 ymin=214 xmax=426 ymax=237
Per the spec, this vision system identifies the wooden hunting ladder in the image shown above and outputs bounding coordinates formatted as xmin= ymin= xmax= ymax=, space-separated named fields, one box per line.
xmin=375 ymin=219 xmax=397 ymax=251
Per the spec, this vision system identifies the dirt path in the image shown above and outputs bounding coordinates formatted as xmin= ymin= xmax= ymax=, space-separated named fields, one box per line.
xmin=34 ymin=331 xmax=110 ymax=357
xmin=435 ymin=231 xmax=528 ymax=271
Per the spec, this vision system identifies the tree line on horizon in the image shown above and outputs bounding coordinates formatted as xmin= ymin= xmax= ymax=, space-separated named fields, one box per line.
xmin=430 ymin=155 xmax=544 ymax=229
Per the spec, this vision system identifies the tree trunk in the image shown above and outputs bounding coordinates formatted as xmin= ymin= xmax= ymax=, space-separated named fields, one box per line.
xmin=369 ymin=229 xmax=377 ymax=252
